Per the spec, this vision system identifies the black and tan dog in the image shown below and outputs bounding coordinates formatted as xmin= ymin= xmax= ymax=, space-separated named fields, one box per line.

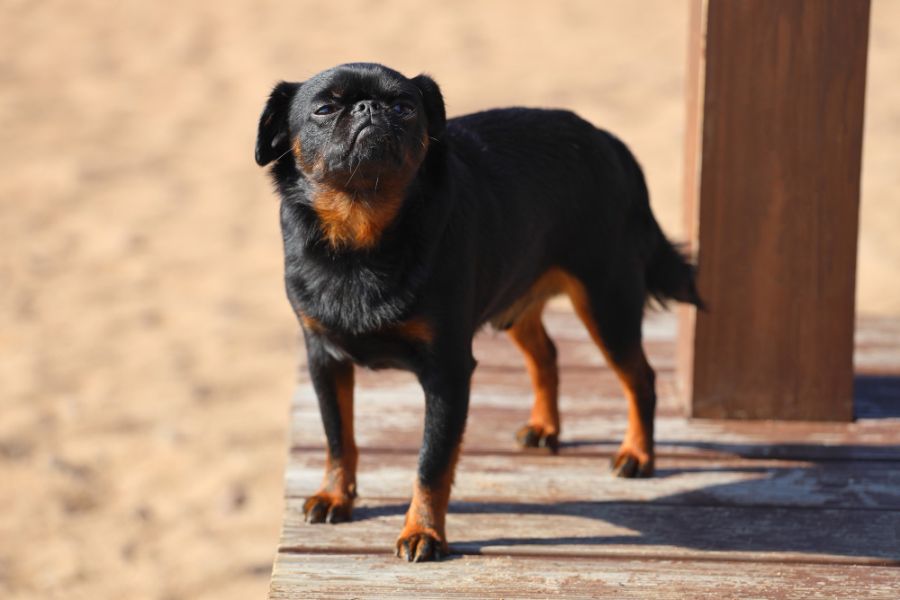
xmin=255 ymin=63 xmax=702 ymax=562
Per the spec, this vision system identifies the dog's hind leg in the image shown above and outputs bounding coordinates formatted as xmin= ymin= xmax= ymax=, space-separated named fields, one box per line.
xmin=509 ymin=301 xmax=561 ymax=452
xmin=564 ymin=268 xmax=657 ymax=478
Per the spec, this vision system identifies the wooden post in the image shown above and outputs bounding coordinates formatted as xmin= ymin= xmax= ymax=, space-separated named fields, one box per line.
xmin=679 ymin=0 xmax=870 ymax=421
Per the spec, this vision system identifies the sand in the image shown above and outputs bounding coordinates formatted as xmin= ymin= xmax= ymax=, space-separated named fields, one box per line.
xmin=1 ymin=1 xmax=897 ymax=598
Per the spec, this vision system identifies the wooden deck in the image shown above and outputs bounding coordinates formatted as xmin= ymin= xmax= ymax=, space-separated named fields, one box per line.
xmin=269 ymin=309 xmax=900 ymax=599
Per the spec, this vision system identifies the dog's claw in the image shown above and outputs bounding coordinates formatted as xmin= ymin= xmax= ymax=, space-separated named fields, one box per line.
xmin=325 ymin=504 xmax=351 ymax=523
xmin=395 ymin=531 xmax=447 ymax=563
xmin=304 ymin=500 xmax=328 ymax=523
xmin=303 ymin=493 xmax=353 ymax=524
xmin=611 ymin=449 xmax=654 ymax=478
xmin=515 ymin=424 xmax=559 ymax=453
xmin=398 ymin=539 xmax=411 ymax=561
xmin=413 ymin=537 xmax=434 ymax=562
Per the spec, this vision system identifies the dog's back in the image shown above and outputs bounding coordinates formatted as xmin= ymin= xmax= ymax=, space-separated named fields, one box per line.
xmin=443 ymin=107 xmax=702 ymax=324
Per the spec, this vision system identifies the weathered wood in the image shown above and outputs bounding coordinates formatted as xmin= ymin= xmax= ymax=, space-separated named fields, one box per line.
xmin=285 ymin=453 xmax=900 ymax=510
xmin=271 ymin=308 xmax=900 ymax=598
xmin=270 ymin=553 xmax=900 ymax=600
xmin=290 ymin=313 xmax=900 ymax=458
xmin=292 ymin=393 xmax=900 ymax=461
xmin=680 ymin=0 xmax=870 ymax=420
xmin=279 ymin=497 xmax=900 ymax=565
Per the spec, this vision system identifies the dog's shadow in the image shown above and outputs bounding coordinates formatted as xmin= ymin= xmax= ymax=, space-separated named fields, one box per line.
xmin=352 ymin=376 xmax=900 ymax=562
xmin=855 ymin=374 xmax=900 ymax=419
xmin=354 ymin=439 xmax=900 ymax=563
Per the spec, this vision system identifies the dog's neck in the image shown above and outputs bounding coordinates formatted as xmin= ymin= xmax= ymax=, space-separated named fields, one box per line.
xmin=308 ymin=181 xmax=408 ymax=251
xmin=276 ymin=176 xmax=423 ymax=333
xmin=274 ymin=143 xmax=451 ymax=334
xmin=292 ymin=134 xmax=429 ymax=252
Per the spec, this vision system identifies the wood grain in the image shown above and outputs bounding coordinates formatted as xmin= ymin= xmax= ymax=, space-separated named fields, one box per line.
xmin=681 ymin=0 xmax=871 ymax=420
xmin=278 ymin=497 xmax=900 ymax=565
xmin=286 ymin=453 xmax=900 ymax=510
xmin=271 ymin=308 xmax=900 ymax=598
xmin=291 ymin=390 xmax=900 ymax=460
xmin=270 ymin=553 xmax=900 ymax=600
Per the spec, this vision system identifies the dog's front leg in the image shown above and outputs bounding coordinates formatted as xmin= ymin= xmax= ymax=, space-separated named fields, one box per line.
xmin=302 ymin=332 xmax=357 ymax=524
xmin=396 ymin=358 xmax=473 ymax=562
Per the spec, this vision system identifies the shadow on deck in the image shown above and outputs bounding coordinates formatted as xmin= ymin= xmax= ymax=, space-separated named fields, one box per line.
xmin=269 ymin=312 xmax=900 ymax=598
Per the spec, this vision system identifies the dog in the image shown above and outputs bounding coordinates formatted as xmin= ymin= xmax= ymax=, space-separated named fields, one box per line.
xmin=255 ymin=63 xmax=703 ymax=562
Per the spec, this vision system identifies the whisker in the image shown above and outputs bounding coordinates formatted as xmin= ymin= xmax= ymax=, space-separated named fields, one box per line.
xmin=345 ymin=158 xmax=362 ymax=186
xmin=273 ymin=146 xmax=294 ymax=163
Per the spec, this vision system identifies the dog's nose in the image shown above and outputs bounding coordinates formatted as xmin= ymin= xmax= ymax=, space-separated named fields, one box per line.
xmin=352 ymin=100 xmax=382 ymax=115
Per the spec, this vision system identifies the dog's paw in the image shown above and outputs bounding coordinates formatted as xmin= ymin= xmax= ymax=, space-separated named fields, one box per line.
xmin=610 ymin=446 xmax=654 ymax=478
xmin=303 ymin=492 xmax=353 ymax=524
xmin=395 ymin=525 xmax=448 ymax=562
xmin=515 ymin=424 xmax=559 ymax=453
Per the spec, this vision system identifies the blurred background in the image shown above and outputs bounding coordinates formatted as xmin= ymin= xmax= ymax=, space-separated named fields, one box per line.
xmin=1 ymin=1 xmax=897 ymax=598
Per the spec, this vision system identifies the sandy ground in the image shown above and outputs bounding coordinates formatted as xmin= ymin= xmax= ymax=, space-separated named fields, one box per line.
xmin=1 ymin=1 xmax=898 ymax=599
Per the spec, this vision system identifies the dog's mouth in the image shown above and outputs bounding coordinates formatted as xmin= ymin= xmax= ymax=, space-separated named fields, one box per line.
xmin=348 ymin=121 xmax=388 ymax=153
xmin=310 ymin=120 xmax=415 ymax=189
xmin=341 ymin=121 xmax=401 ymax=169
xmin=352 ymin=123 xmax=375 ymax=146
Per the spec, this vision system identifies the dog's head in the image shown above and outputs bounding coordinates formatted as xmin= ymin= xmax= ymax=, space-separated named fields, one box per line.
xmin=255 ymin=63 xmax=445 ymax=192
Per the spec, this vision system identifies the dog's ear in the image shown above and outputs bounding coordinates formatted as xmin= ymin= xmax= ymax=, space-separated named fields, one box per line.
xmin=255 ymin=81 xmax=302 ymax=166
xmin=411 ymin=74 xmax=446 ymax=140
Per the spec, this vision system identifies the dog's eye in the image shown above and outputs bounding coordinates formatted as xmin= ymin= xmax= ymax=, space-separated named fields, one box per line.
xmin=391 ymin=102 xmax=414 ymax=116
xmin=314 ymin=104 xmax=337 ymax=116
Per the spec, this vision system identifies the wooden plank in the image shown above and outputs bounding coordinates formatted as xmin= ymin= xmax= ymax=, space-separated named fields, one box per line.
xmin=285 ymin=453 xmax=900 ymax=511
xmin=278 ymin=497 xmax=900 ymax=565
xmin=271 ymin=308 xmax=900 ymax=597
xmin=676 ymin=0 xmax=706 ymax=416
xmin=270 ymin=553 xmax=900 ymax=600
xmin=291 ymin=410 xmax=900 ymax=461
xmin=680 ymin=0 xmax=871 ymax=420
xmin=272 ymin=311 xmax=900 ymax=597
xmin=290 ymin=312 xmax=900 ymax=457
xmin=291 ymin=392 xmax=900 ymax=461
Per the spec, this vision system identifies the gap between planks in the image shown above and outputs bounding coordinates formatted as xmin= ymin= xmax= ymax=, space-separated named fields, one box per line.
xmin=274 ymin=545 xmax=900 ymax=568
xmin=289 ymin=444 xmax=900 ymax=463
xmin=281 ymin=493 xmax=900 ymax=515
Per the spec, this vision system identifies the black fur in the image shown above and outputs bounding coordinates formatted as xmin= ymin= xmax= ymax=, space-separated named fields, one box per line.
xmin=256 ymin=63 xmax=702 ymax=560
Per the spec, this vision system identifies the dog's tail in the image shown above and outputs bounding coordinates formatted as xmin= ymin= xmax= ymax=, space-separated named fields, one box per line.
xmin=645 ymin=231 xmax=706 ymax=310
xmin=603 ymin=129 xmax=705 ymax=310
